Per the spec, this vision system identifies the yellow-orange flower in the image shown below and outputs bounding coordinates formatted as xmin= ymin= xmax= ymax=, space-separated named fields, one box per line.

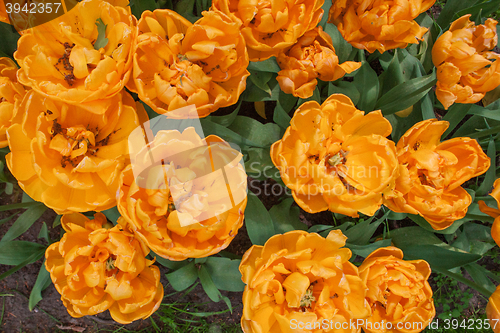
xmin=487 ymin=285 xmax=500 ymax=333
xmin=432 ymin=15 xmax=500 ymax=110
xmin=45 ymin=212 xmax=163 ymax=324
xmin=328 ymin=0 xmax=435 ymax=54
xmin=478 ymin=178 xmax=500 ymax=247
xmin=0 ymin=57 xmax=27 ymax=148
xmin=212 ymin=0 xmax=324 ymax=61
xmin=0 ymin=1 xmax=9 ymax=25
xmin=271 ymin=94 xmax=399 ymax=217
xmin=384 ymin=119 xmax=490 ymax=230
xmin=118 ymin=127 xmax=247 ymax=260
xmin=359 ymin=247 xmax=435 ymax=333
xmin=128 ymin=9 xmax=249 ymax=118
xmin=240 ymin=230 xmax=371 ymax=332
xmin=6 ymin=90 xmax=141 ymax=214
xmin=14 ymin=0 xmax=135 ymax=108
xmin=276 ymin=27 xmax=361 ymax=99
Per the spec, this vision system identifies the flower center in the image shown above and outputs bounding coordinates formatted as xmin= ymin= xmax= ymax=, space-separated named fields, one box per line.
xmin=49 ymin=118 xmax=117 ymax=168
xmin=300 ymin=286 xmax=316 ymax=308
xmin=105 ymin=257 xmax=116 ymax=271
xmin=55 ymin=42 xmax=76 ymax=86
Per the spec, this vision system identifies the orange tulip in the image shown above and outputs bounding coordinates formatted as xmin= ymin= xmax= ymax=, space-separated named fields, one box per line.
xmin=0 ymin=1 xmax=9 ymax=25
xmin=118 ymin=127 xmax=247 ymax=260
xmin=384 ymin=119 xmax=490 ymax=230
xmin=128 ymin=9 xmax=249 ymax=118
xmin=14 ymin=0 xmax=135 ymax=108
xmin=478 ymin=178 xmax=500 ymax=247
xmin=432 ymin=15 xmax=500 ymax=110
xmin=328 ymin=0 xmax=435 ymax=54
xmin=487 ymin=285 xmax=500 ymax=333
xmin=212 ymin=0 xmax=324 ymax=61
xmin=0 ymin=57 xmax=27 ymax=148
xmin=359 ymin=247 xmax=435 ymax=333
xmin=271 ymin=94 xmax=399 ymax=217
xmin=276 ymin=27 xmax=361 ymax=99
xmin=239 ymin=230 xmax=371 ymax=332
xmin=6 ymin=90 xmax=141 ymax=214
xmin=45 ymin=212 xmax=164 ymax=324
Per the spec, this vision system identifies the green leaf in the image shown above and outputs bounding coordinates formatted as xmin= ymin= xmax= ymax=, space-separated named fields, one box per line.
xmin=455 ymin=0 xmax=500 ymax=25
xmin=273 ymin=102 xmax=292 ymax=129
xmin=245 ymin=193 xmax=275 ymax=245
xmin=308 ymin=225 xmax=335 ymax=233
xmin=442 ymin=104 xmax=472 ymax=138
xmin=243 ymin=77 xmax=281 ymax=102
xmin=37 ymin=222 xmax=50 ymax=243
xmin=94 ymin=18 xmax=109 ymax=50
xmin=208 ymin=101 xmax=241 ymax=127
xmin=227 ymin=116 xmax=281 ymax=148
xmin=352 ymin=61 xmax=379 ymax=112
xmin=402 ymin=245 xmax=481 ymax=270
xmin=198 ymin=266 xmax=232 ymax=312
xmin=165 ymin=261 xmax=198 ymax=291
xmin=376 ymin=72 xmax=437 ymax=115
xmin=378 ymin=49 xmax=405 ymax=96
xmin=0 ymin=241 xmax=46 ymax=265
xmin=52 ymin=215 xmax=61 ymax=228
xmin=0 ymin=249 xmax=45 ymax=281
xmin=464 ymin=263 xmax=497 ymax=295
xmin=344 ymin=210 xmax=390 ymax=245
xmin=0 ymin=202 xmax=44 ymax=212
xmin=151 ymin=252 xmax=188 ymax=270
xmin=476 ymin=138 xmax=496 ymax=196
xmin=244 ymin=147 xmax=281 ymax=182
xmin=469 ymin=104 xmax=500 ymax=121
xmin=204 ymin=257 xmax=245 ymax=292
xmin=390 ymin=226 xmax=444 ymax=248
xmin=0 ymin=214 xmax=15 ymax=227
xmin=1 ymin=204 xmax=47 ymax=243
xmin=249 ymin=71 xmax=273 ymax=96
xmin=269 ymin=198 xmax=307 ymax=233
xmin=130 ymin=0 xmax=159 ymax=19
xmin=324 ymin=23 xmax=352 ymax=63
xmin=0 ymin=22 xmax=20 ymax=60
xmin=437 ymin=0 xmax=480 ymax=28
xmin=346 ymin=239 xmax=392 ymax=258
xmin=29 ymin=262 xmax=51 ymax=311
xmin=328 ymin=81 xmax=360 ymax=106
xmin=432 ymin=265 xmax=492 ymax=298
xmin=247 ymin=58 xmax=281 ymax=73
xmin=102 ymin=206 xmax=121 ymax=224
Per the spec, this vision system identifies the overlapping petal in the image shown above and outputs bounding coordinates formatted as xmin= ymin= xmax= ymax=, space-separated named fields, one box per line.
xmin=45 ymin=212 xmax=163 ymax=324
xmin=14 ymin=0 xmax=136 ymax=108
xmin=212 ymin=0 xmax=324 ymax=61
xmin=118 ymin=127 xmax=247 ymax=260
xmin=6 ymin=90 xmax=141 ymax=214
xmin=384 ymin=119 xmax=490 ymax=230
xmin=276 ymin=27 xmax=361 ymax=98
xmin=478 ymin=178 xmax=500 ymax=247
xmin=240 ymin=230 xmax=371 ymax=333
xmin=128 ymin=9 xmax=249 ymax=118
xmin=328 ymin=0 xmax=434 ymax=53
xmin=271 ymin=94 xmax=399 ymax=217
xmin=0 ymin=57 xmax=27 ymax=148
xmin=359 ymin=247 xmax=435 ymax=333
xmin=487 ymin=285 xmax=500 ymax=333
xmin=432 ymin=15 xmax=500 ymax=109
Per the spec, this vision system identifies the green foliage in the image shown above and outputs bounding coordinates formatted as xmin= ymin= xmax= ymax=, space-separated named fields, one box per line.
xmin=433 ymin=273 xmax=474 ymax=320
xmin=94 ymin=18 xmax=109 ymax=50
